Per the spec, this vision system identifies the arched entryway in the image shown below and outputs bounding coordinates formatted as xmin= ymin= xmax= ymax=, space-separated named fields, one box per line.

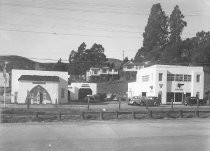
xmin=78 ymin=88 xmax=92 ymax=101
xmin=26 ymin=85 xmax=52 ymax=104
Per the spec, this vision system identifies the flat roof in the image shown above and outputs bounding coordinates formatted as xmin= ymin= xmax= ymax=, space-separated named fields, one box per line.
xmin=18 ymin=75 xmax=60 ymax=82
xmin=147 ymin=64 xmax=203 ymax=70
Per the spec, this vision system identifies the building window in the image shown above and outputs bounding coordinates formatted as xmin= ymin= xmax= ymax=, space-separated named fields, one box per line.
xmin=184 ymin=75 xmax=191 ymax=82
xmin=196 ymin=92 xmax=200 ymax=98
xmin=93 ymin=71 xmax=98 ymax=74
xmin=61 ymin=88 xmax=65 ymax=98
xmin=159 ymin=73 xmax=163 ymax=81
xmin=102 ymin=69 xmax=106 ymax=73
xmin=196 ymin=74 xmax=200 ymax=82
xmin=168 ymin=74 xmax=191 ymax=82
xmin=175 ymin=74 xmax=183 ymax=81
xmin=167 ymin=74 xmax=175 ymax=81
xmin=142 ymin=92 xmax=146 ymax=96
xmin=142 ymin=75 xmax=149 ymax=82
xmin=127 ymin=65 xmax=134 ymax=69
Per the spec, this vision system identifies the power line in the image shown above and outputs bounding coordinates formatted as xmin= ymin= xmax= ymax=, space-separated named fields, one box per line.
xmin=0 ymin=27 xmax=199 ymax=38
xmin=0 ymin=3 xmax=148 ymax=16
xmin=0 ymin=22 xmax=143 ymax=34
xmin=0 ymin=28 xmax=141 ymax=38
xmin=1 ymin=2 xmax=210 ymax=17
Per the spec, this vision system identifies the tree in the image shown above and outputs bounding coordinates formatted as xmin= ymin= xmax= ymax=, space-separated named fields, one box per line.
xmin=169 ymin=5 xmax=187 ymax=43
xmin=68 ymin=43 xmax=107 ymax=75
xmin=53 ymin=58 xmax=67 ymax=71
xmin=161 ymin=42 xmax=181 ymax=64
xmin=191 ymin=43 xmax=210 ymax=64
xmin=142 ymin=3 xmax=169 ymax=52
xmin=134 ymin=47 xmax=145 ymax=62
xmin=194 ymin=31 xmax=210 ymax=47
xmin=122 ymin=57 xmax=129 ymax=64
xmin=86 ymin=43 xmax=107 ymax=66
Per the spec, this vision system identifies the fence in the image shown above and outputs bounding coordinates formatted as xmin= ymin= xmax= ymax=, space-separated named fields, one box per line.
xmin=1 ymin=110 xmax=210 ymax=123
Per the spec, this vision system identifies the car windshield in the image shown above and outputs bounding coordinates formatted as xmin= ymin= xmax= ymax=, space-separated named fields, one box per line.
xmin=132 ymin=96 xmax=139 ymax=99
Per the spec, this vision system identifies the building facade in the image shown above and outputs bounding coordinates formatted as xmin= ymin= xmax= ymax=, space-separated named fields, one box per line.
xmin=86 ymin=67 xmax=118 ymax=82
xmin=122 ymin=61 xmax=144 ymax=72
xmin=128 ymin=65 xmax=204 ymax=104
xmin=68 ymin=83 xmax=97 ymax=101
xmin=11 ymin=69 xmax=68 ymax=104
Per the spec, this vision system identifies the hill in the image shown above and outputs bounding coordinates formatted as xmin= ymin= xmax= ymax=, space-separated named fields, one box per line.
xmin=0 ymin=55 xmax=37 ymax=71
xmin=0 ymin=55 xmax=122 ymax=73
xmin=105 ymin=58 xmax=122 ymax=68
xmin=0 ymin=55 xmax=68 ymax=72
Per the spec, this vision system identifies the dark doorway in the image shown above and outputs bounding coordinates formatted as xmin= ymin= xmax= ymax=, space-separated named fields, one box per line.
xmin=68 ymin=90 xmax=70 ymax=102
xmin=39 ymin=92 xmax=43 ymax=104
xmin=78 ymin=88 xmax=92 ymax=100
xmin=167 ymin=92 xmax=174 ymax=102
xmin=175 ymin=93 xmax=182 ymax=102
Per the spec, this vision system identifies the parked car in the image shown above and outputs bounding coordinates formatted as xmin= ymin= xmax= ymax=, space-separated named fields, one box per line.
xmin=139 ymin=96 xmax=161 ymax=106
xmin=84 ymin=95 xmax=96 ymax=102
xmin=128 ymin=96 xmax=141 ymax=105
xmin=185 ymin=97 xmax=207 ymax=106
xmin=128 ymin=96 xmax=161 ymax=106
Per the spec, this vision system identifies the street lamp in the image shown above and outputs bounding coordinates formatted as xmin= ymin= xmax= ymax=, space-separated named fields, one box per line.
xmin=3 ymin=61 xmax=8 ymax=108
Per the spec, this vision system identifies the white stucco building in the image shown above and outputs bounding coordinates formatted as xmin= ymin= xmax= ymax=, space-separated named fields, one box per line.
xmin=68 ymin=83 xmax=97 ymax=101
xmin=11 ymin=69 xmax=68 ymax=104
xmin=128 ymin=65 xmax=204 ymax=104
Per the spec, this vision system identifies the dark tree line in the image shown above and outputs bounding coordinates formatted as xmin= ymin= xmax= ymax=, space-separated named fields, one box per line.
xmin=134 ymin=3 xmax=210 ymax=65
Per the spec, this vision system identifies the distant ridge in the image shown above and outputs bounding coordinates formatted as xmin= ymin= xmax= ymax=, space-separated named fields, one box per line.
xmin=0 ymin=55 xmax=122 ymax=72
xmin=0 ymin=55 xmax=63 ymax=72
xmin=105 ymin=58 xmax=122 ymax=68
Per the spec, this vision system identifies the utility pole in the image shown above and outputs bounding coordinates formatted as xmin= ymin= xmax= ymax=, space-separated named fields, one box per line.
xmin=3 ymin=61 xmax=8 ymax=108
xmin=123 ymin=50 xmax=124 ymax=61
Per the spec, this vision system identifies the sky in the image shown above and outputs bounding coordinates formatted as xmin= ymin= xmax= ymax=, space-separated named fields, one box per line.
xmin=0 ymin=0 xmax=210 ymax=63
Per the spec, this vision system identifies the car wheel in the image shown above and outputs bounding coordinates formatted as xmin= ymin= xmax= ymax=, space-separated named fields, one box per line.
xmin=154 ymin=102 xmax=159 ymax=106
xmin=140 ymin=102 xmax=144 ymax=106
xmin=133 ymin=102 xmax=137 ymax=105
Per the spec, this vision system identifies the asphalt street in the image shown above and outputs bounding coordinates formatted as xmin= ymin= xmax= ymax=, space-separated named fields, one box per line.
xmin=0 ymin=119 xmax=210 ymax=151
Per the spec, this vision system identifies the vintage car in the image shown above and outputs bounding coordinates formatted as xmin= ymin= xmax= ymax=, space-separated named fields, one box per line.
xmin=139 ymin=96 xmax=161 ymax=106
xmin=185 ymin=97 xmax=206 ymax=106
xmin=128 ymin=96 xmax=161 ymax=106
xmin=128 ymin=96 xmax=142 ymax=105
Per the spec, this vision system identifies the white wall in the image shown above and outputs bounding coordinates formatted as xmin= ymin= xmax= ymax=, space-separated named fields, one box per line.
xmin=58 ymin=77 xmax=68 ymax=104
xmin=11 ymin=69 xmax=68 ymax=104
xmin=128 ymin=82 xmax=141 ymax=98
xmin=68 ymin=83 xmax=97 ymax=101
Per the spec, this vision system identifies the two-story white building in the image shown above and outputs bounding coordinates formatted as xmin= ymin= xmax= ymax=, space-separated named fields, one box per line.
xmin=86 ymin=67 xmax=118 ymax=82
xmin=128 ymin=65 xmax=204 ymax=104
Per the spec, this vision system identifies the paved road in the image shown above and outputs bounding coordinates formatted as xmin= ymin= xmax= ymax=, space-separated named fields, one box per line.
xmin=1 ymin=119 xmax=210 ymax=151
